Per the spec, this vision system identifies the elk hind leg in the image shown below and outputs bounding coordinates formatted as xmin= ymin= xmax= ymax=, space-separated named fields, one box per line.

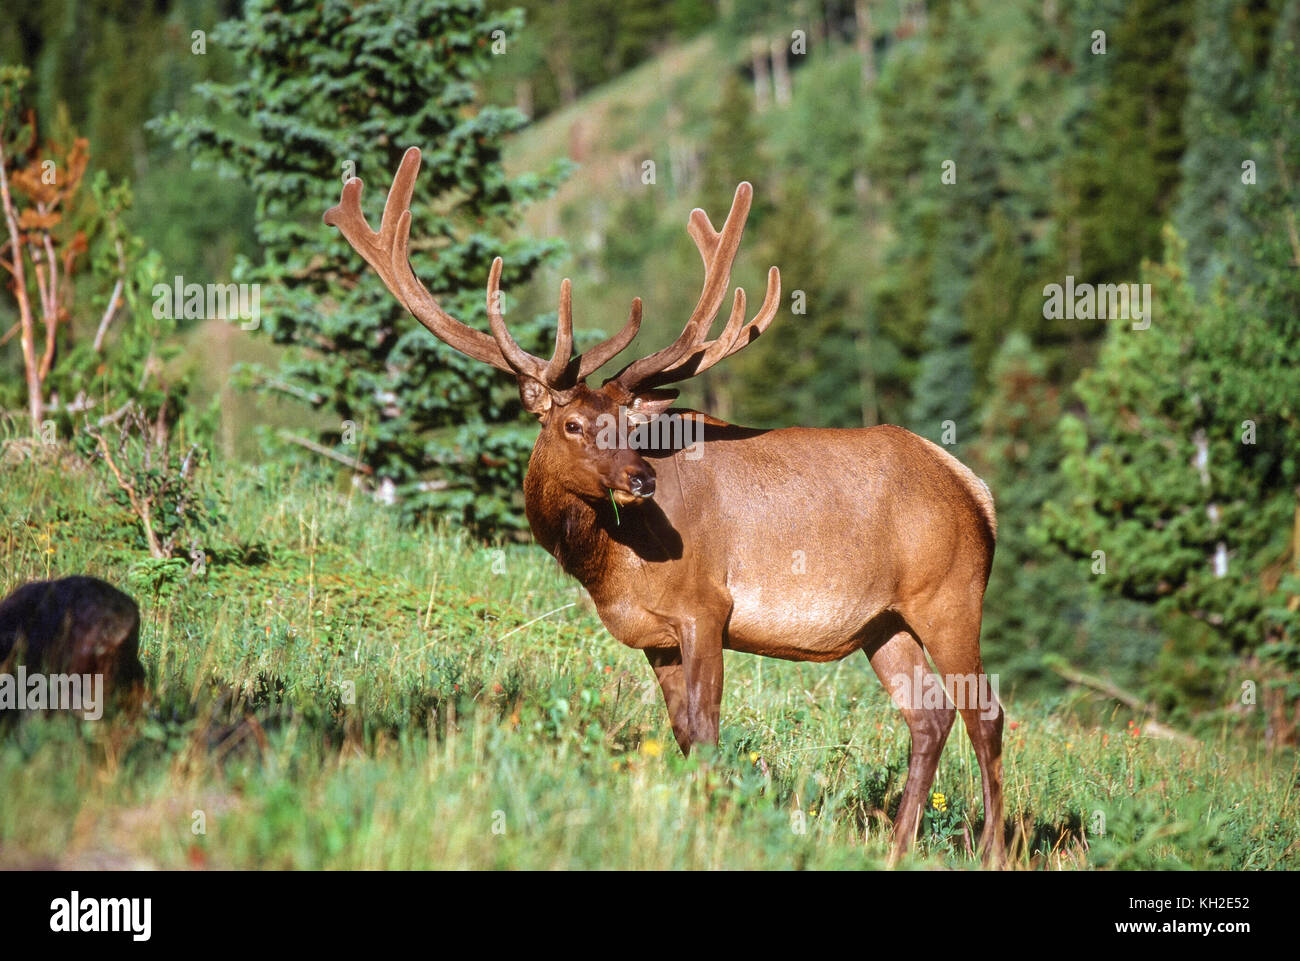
xmin=910 ymin=600 xmax=1005 ymax=866
xmin=862 ymin=622 xmax=955 ymax=865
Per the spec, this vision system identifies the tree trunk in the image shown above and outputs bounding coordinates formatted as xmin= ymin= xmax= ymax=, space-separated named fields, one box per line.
xmin=0 ymin=140 xmax=43 ymax=433
xmin=856 ymin=0 xmax=877 ymax=88
xmin=770 ymin=37 xmax=792 ymax=106
xmin=515 ymin=79 xmax=533 ymax=119
xmin=751 ymin=37 xmax=771 ymax=112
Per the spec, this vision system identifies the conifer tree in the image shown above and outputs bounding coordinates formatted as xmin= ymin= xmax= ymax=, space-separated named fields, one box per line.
xmin=154 ymin=0 xmax=568 ymax=534
xmin=1174 ymin=0 xmax=1255 ymax=290
xmin=902 ymin=10 xmax=1001 ymax=449
xmin=1042 ymin=233 xmax=1299 ymax=714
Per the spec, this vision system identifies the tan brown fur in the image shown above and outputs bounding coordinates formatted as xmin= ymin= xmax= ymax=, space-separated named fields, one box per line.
xmin=326 ymin=152 xmax=1006 ymax=865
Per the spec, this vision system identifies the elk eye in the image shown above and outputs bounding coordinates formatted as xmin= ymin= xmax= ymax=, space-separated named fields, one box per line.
xmin=565 ymin=420 xmax=583 ymax=435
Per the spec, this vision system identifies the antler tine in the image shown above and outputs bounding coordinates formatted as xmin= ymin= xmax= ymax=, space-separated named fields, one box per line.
xmin=641 ymin=265 xmax=781 ymax=389
xmin=642 ymin=287 xmax=747 ymax=387
xmin=542 ymin=278 xmax=575 ymax=385
xmin=611 ymin=182 xmax=755 ymax=391
xmin=687 ymin=206 xmax=722 ymax=266
xmin=484 ymin=256 xmax=551 ymax=381
xmin=322 ymin=151 xmax=415 ymax=294
xmin=324 ymin=147 xmax=516 ymax=373
xmin=517 ymin=272 xmax=641 ymax=385
xmin=576 ymin=297 xmax=642 ymax=381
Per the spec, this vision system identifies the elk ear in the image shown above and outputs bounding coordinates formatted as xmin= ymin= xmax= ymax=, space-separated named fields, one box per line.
xmin=630 ymin=388 xmax=679 ymax=420
xmin=517 ymin=376 xmax=553 ymax=417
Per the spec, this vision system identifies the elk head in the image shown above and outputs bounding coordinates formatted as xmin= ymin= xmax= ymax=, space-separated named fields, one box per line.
xmin=323 ymin=147 xmax=780 ymax=509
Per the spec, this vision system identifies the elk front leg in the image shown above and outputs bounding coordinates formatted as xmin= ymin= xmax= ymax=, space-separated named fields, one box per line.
xmin=645 ymin=648 xmax=691 ymax=756
xmin=679 ymin=619 xmax=724 ymax=749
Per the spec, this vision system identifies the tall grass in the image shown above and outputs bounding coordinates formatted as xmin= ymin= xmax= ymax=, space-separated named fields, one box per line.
xmin=0 ymin=454 xmax=1295 ymax=869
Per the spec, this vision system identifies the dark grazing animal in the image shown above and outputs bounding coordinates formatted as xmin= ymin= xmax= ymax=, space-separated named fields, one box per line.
xmin=0 ymin=576 xmax=145 ymax=694
xmin=325 ymin=148 xmax=1004 ymax=864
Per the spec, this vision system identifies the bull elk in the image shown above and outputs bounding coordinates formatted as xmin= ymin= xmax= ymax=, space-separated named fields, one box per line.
xmin=325 ymin=148 xmax=1005 ymax=864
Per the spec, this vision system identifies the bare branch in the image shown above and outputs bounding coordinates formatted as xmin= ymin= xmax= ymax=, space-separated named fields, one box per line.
xmin=0 ymin=132 xmax=42 ymax=430
xmin=93 ymin=238 xmax=126 ymax=352
xmin=276 ymin=429 xmax=374 ymax=475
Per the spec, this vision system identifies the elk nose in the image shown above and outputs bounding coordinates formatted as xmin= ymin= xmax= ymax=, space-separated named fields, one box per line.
xmin=626 ymin=467 xmax=656 ymax=498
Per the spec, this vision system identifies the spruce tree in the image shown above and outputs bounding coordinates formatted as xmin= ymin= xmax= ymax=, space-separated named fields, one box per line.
xmin=1042 ymin=236 xmax=1300 ymax=715
xmin=1051 ymin=0 xmax=1192 ymax=320
xmin=153 ymin=0 xmax=569 ymax=535
xmin=1174 ymin=0 xmax=1255 ymax=290
xmin=903 ymin=10 xmax=1000 ymax=449
xmin=969 ymin=334 xmax=1069 ymax=685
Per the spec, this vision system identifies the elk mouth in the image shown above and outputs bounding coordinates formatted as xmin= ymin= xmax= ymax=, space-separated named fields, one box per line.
xmin=610 ymin=469 xmax=656 ymax=505
xmin=610 ymin=488 xmax=652 ymax=507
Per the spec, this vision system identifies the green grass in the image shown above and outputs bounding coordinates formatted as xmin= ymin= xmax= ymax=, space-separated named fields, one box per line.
xmin=0 ymin=453 xmax=1296 ymax=869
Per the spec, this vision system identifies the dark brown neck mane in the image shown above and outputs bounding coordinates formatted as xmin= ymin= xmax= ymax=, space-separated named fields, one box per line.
xmin=523 ymin=440 xmax=686 ymax=600
xmin=523 ymin=449 xmax=615 ymax=589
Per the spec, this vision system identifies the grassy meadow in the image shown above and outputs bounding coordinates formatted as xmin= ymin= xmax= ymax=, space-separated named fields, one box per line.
xmin=1 ymin=451 xmax=1295 ymax=871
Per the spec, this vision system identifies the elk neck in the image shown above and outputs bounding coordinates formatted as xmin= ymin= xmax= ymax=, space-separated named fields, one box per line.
xmin=523 ymin=443 xmax=618 ymax=591
xmin=523 ymin=441 xmax=686 ymax=604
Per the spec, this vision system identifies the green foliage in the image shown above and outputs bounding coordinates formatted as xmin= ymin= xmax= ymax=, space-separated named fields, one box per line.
xmin=972 ymin=334 xmax=1151 ymax=689
xmin=0 ymin=63 xmax=209 ymax=535
xmin=727 ymin=55 xmax=874 ymax=428
xmin=1086 ymin=791 xmax=1234 ymax=870
xmin=732 ymin=176 xmax=861 ymax=428
xmin=1051 ymin=0 xmax=1192 ymax=310
xmin=866 ymin=1 xmax=1056 ymax=443
xmin=48 ymin=174 xmax=187 ymax=436
xmin=152 ymin=0 xmax=571 ymax=536
xmin=1043 ymin=235 xmax=1299 ymax=695
xmin=1044 ymin=1 xmax=1300 ymax=720
xmin=2 ymin=456 xmax=1296 ymax=869
xmin=920 ymin=789 xmax=969 ymax=856
xmin=0 ymin=0 xmax=257 ymax=282
xmin=1173 ymin=0 xmax=1260 ymax=290
xmin=86 ymin=404 xmax=224 ymax=561
xmin=1241 ymin=0 xmax=1300 ymax=703
xmin=702 ymin=71 xmax=861 ymax=428
xmin=480 ymin=0 xmax=717 ymax=119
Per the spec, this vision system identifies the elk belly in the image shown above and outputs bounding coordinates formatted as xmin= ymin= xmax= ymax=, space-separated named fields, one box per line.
xmin=725 ymin=584 xmax=874 ymax=662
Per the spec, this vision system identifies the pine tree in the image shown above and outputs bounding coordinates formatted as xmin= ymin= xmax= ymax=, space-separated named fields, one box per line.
xmin=1050 ymin=0 xmax=1192 ymax=326
xmin=153 ymin=0 xmax=569 ymax=535
xmin=729 ymin=174 xmax=856 ymax=427
xmin=903 ymin=8 xmax=1001 ymax=449
xmin=1041 ymin=0 xmax=1300 ymax=734
xmin=1173 ymin=0 xmax=1256 ymax=290
xmin=1042 ymin=234 xmax=1300 ymax=721
xmin=969 ymin=334 xmax=1069 ymax=684
xmin=1240 ymin=0 xmax=1300 ymax=731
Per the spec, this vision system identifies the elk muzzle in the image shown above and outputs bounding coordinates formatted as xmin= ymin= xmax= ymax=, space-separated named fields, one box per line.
xmin=611 ymin=462 xmax=656 ymax=505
